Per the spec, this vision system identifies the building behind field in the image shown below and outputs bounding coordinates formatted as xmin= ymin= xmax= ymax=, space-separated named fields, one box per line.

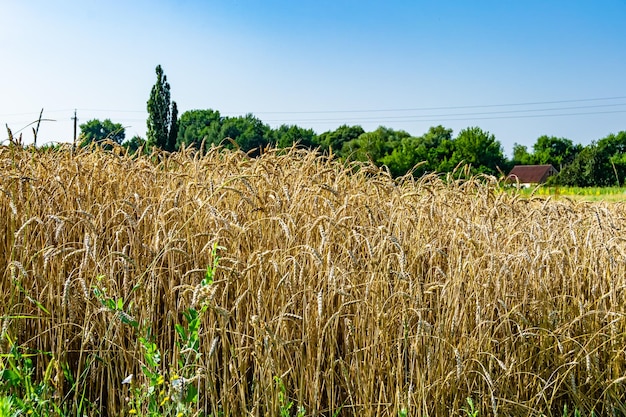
xmin=507 ymin=164 xmax=558 ymax=187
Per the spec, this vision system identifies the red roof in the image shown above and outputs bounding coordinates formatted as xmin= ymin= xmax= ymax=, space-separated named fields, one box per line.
xmin=507 ymin=165 xmax=558 ymax=184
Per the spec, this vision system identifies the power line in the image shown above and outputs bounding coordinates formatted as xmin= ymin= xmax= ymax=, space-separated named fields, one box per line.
xmin=384 ymin=109 xmax=626 ymax=123
xmin=0 ymin=109 xmax=76 ymax=117
xmin=80 ymin=109 xmax=147 ymax=113
xmin=259 ymin=110 xmax=626 ymax=126
xmin=0 ymin=109 xmax=147 ymax=119
xmin=262 ymin=103 xmax=626 ymax=123
xmin=249 ymin=95 xmax=626 ymax=115
xmin=1 ymin=96 xmax=626 ymax=129
xmin=2 ymin=95 xmax=626 ymax=118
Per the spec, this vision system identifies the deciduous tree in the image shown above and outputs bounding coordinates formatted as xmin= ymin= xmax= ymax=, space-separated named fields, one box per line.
xmin=512 ymin=143 xmax=533 ymax=165
xmin=271 ymin=124 xmax=318 ymax=149
xmin=122 ymin=135 xmax=147 ymax=154
xmin=318 ymin=125 xmax=365 ymax=153
xmin=177 ymin=109 xmax=222 ymax=150
xmin=532 ymin=135 xmax=580 ymax=169
xmin=219 ymin=113 xmax=271 ymax=155
xmin=449 ymin=126 xmax=505 ymax=175
xmin=79 ymin=119 xmax=125 ymax=146
xmin=553 ymin=131 xmax=626 ymax=186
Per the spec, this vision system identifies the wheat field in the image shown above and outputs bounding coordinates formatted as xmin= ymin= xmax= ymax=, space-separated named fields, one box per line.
xmin=1 ymin=144 xmax=626 ymax=416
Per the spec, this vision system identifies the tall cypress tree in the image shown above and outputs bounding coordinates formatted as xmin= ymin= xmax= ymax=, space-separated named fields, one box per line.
xmin=147 ymin=65 xmax=171 ymax=149
xmin=166 ymin=101 xmax=179 ymax=152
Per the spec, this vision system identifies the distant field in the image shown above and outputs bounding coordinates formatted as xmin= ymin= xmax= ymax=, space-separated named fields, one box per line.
xmin=515 ymin=185 xmax=626 ymax=202
xmin=2 ymin=145 xmax=626 ymax=416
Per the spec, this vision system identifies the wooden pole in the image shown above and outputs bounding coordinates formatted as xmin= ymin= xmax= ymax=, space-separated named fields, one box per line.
xmin=72 ymin=109 xmax=78 ymax=151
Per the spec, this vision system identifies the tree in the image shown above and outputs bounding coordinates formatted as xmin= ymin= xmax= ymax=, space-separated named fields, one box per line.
xmin=147 ymin=65 xmax=177 ymax=150
xmin=271 ymin=124 xmax=318 ymax=149
xmin=512 ymin=143 xmax=533 ymax=165
xmin=379 ymin=135 xmax=421 ymax=177
xmin=219 ymin=113 xmax=271 ymax=154
xmin=318 ymin=125 xmax=365 ymax=154
xmin=166 ymin=101 xmax=179 ymax=152
xmin=79 ymin=119 xmax=125 ymax=146
xmin=122 ymin=135 xmax=147 ymax=154
xmin=531 ymin=135 xmax=580 ymax=169
xmin=554 ymin=144 xmax=600 ymax=186
xmin=448 ymin=127 xmax=505 ymax=175
xmin=419 ymin=125 xmax=455 ymax=173
xmin=376 ymin=126 xmax=452 ymax=177
xmin=552 ymin=131 xmax=626 ymax=186
xmin=594 ymin=131 xmax=626 ymax=186
xmin=177 ymin=109 xmax=223 ymax=150
xmin=341 ymin=126 xmax=410 ymax=164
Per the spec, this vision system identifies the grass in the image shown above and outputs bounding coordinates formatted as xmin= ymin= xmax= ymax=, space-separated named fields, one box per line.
xmin=1 ymin=143 xmax=626 ymax=415
xmin=515 ymin=185 xmax=626 ymax=202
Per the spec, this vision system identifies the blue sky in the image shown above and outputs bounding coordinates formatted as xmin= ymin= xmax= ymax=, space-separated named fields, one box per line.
xmin=1 ymin=0 xmax=625 ymax=155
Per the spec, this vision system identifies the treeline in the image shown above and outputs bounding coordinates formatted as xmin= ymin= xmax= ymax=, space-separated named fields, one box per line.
xmin=79 ymin=110 xmax=626 ymax=187
xmin=76 ymin=66 xmax=626 ymax=187
xmin=174 ymin=111 xmax=508 ymax=178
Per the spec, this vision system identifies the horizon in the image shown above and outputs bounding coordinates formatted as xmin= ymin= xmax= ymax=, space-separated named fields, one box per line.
xmin=2 ymin=1 xmax=625 ymax=156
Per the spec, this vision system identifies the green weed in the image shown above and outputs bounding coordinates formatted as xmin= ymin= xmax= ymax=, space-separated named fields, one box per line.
xmin=0 ymin=335 xmax=60 ymax=416
xmin=463 ymin=397 xmax=479 ymax=417
xmin=94 ymin=243 xmax=222 ymax=416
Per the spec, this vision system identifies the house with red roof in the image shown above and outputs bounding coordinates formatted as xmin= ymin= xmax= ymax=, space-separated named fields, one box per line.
xmin=507 ymin=165 xmax=558 ymax=187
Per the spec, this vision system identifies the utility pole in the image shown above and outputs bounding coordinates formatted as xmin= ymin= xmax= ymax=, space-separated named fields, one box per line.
xmin=72 ymin=109 xmax=78 ymax=152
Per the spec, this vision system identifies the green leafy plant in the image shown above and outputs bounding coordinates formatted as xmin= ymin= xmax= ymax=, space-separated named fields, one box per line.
xmin=94 ymin=244 xmax=223 ymax=416
xmin=0 ymin=395 xmax=22 ymax=417
xmin=0 ymin=334 xmax=60 ymax=416
xmin=562 ymin=404 xmax=588 ymax=417
xmin=92 ymin=275 xmax=139 ymax=329
xmin=463 ymin=397 xmax=479 ymax=417
xmin=203 ymin=242 xmax=221 ymax=287
xmin=273 ymin=375 xmax=305 ymax=417
xmin=274 ymin=376 xmax=293 ymax=417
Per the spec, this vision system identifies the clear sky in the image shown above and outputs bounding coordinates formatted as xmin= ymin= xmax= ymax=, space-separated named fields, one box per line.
xmin=1 ymin=0 xmax=625 ymax=155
